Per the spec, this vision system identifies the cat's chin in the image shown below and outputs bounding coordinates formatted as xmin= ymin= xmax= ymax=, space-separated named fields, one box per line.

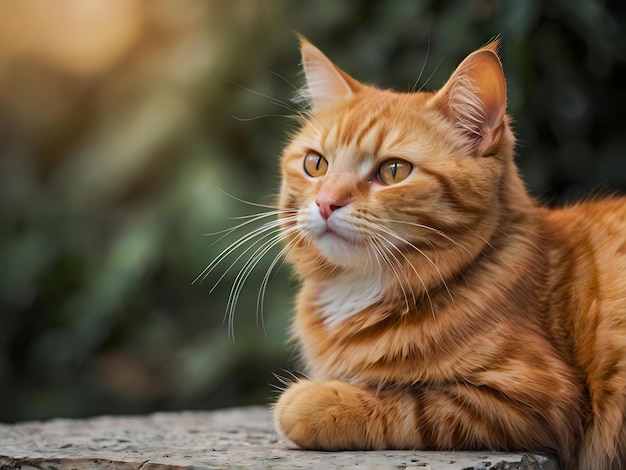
xmin=321 ymin=226 xmax=353 ymax=244
xmin=315 ymin=232 xmax=373 ymax=270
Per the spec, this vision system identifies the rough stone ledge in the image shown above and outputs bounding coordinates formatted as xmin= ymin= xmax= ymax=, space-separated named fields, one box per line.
xmin=0 ymin=406 xmax=558 ymax=469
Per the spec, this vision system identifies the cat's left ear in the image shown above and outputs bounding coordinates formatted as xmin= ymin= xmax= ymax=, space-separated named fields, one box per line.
xmin=432 ymin=42 xmax=507 ymax=156
xmin=299 ymin=36 xmax=362 ymax=110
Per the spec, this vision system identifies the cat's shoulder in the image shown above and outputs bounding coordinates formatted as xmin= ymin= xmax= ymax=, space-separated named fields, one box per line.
xmin=542 ymin=195 xmax=626 ymax=225
xmin=540 ymin=196 xmax=626 ymax=260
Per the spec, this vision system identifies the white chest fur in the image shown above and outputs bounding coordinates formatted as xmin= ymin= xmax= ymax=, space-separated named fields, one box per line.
xmin=316 ymin=271 xmax=387 ymax=326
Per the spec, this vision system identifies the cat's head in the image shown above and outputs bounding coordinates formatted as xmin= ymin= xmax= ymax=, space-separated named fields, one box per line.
xmin=278 ymin=38 xmax=520 ymax=289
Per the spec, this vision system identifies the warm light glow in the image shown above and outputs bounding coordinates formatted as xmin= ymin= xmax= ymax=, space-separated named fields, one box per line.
xmin=0 ymin=0 xmax=142 ymax=76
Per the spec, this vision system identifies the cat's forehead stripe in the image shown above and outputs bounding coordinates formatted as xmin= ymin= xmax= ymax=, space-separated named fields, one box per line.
xmin=346 ymin=108 xmax=381 ymax=150
xmin=332 ymin=95 xmax=393 ymax=158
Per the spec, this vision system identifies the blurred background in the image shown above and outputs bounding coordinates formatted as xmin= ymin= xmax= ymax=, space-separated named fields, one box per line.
xmin=1 ymin=0 xmax=625 ymax=422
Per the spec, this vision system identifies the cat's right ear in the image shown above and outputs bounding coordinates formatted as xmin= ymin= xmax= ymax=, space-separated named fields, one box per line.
xmin=299 ymin=36 xmax=361 ymax=110
xmin=431 ymin=42 xmax=507 ymax=156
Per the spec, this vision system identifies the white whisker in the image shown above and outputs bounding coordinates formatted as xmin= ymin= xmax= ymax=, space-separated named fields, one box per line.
xmin=266 ymin=69 xmax=301 ymax=91
xmin=375 ymin=223 xmax=454 ymax=306
xmin=229 ymin=80 xmax=304 ymax=116
xmin=232 ymin=114 xmax=299 ymax=122
xmin=217 ymin=189 xmax=279 ymax=210
xmin=202 ymin=210 xmax=285 ymax=245
xmin=193 ymin=215 xmax=295 ymax=285
xmin=371 ymin=230 xmax=435 ymax=317
xmin=256 ymin=231 xmax=304 ymax=332
xmin=368 ymin=235 xmax=413 ymax=314
xmin=208 ymin=224 xmax=285 ymax=296
xmin=379 ymin=218 xmax=476 ymax=259
xmin=225 ymin=227 xmax=296 ymax=339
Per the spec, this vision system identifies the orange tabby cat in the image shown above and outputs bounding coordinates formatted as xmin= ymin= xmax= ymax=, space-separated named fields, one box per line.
xmin=272 ymin=38 xmax=626 ymax=469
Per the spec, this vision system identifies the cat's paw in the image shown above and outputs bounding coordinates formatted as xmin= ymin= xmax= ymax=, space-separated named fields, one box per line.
xmin=274 ymin=379 xmax=381 ymax=450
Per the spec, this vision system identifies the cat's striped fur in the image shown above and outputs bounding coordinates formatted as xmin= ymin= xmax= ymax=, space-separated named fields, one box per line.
xmin=273 ymin=38 xmax=626 ymax=469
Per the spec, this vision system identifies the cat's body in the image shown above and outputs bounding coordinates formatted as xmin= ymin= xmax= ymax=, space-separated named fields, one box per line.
xmin=272 ymin=39 xmax=626 ymax=469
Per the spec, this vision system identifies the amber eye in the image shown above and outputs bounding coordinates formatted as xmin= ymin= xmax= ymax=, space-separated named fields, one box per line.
xmin=303 ymin=151 xmax=328 ymax=178
xmin=379 ymin=159 xmax=412 ymax=185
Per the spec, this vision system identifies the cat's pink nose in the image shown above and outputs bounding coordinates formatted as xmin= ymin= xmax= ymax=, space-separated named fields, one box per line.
xmin=315 ymin=195 xmax=342 ymax=220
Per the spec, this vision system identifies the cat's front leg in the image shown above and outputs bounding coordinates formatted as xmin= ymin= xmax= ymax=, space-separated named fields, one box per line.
xmin=275 ymin=379 xmax=577 ymax=467
xmin=274 ymin=379 xmax=421 ymax=450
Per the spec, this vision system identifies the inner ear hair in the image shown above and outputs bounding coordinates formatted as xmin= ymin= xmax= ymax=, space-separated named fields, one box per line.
xmin=435 ymin=46 xmax=507 ymax=156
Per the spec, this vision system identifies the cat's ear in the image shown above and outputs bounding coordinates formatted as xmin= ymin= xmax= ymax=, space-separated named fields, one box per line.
xmin=433 ymin=42 xmax=507 ymax=156
xmin=299 ymin=36 xmax=361 ymax=109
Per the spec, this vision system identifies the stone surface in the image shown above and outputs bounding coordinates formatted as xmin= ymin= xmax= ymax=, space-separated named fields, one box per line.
xmin=0 ymin=406 xmax=558 ymax=469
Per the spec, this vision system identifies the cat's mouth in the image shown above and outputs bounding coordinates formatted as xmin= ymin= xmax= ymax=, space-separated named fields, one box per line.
xmin=321 ymin=226 xmax=357 ymax=245
xmin=308 ymin=219 xmax=372 ymax=268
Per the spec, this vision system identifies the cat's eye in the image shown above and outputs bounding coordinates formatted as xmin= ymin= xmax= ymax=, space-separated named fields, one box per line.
xmin=303 ymin=151 xmax=328 ymax=178
xmin=379 ymin=159 xmax=412 ymax=185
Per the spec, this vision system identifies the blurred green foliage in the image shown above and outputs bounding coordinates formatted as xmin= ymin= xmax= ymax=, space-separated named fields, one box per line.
xmin=1 ymin=0 xmax=625 ymax=422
